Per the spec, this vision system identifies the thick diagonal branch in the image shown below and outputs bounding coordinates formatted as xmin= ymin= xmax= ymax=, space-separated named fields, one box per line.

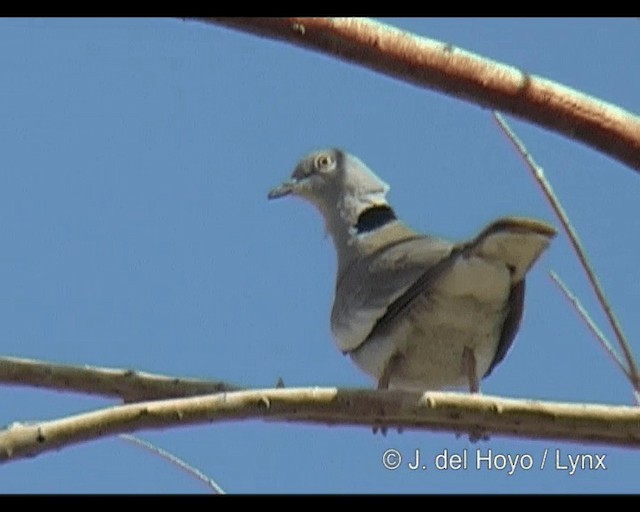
xmin=194 ymin=17 xmax=640 ymax=173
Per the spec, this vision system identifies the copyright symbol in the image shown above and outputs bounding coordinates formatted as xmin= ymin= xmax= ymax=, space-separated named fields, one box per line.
xmin=382 ymin=448 xmax=402 ymax=470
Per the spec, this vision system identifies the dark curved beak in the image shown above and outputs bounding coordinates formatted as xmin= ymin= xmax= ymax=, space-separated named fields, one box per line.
xmin=268 ymin=180 xmax=296 ymax=200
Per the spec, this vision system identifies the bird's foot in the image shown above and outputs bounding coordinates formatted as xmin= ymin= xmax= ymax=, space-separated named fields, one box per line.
xmin=456 ymin=428 xmax=491 ymax=443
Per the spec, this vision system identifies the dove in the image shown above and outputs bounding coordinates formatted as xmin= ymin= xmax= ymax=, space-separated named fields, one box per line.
xmin=268 ymin=148 xmax=555 ymax=393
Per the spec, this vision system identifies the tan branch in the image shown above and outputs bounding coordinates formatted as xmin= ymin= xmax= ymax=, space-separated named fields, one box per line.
xmin=0 ymin=356 xmax=242 ymax=402
xmin=2 ymin=388 xmax=640 ymax=463
xmin=190 ymin=17 xmax=640 ymax=173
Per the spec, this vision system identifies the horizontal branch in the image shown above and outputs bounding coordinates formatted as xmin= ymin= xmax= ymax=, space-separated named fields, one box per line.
xmin=0 ymin=356 xmax=242 ymax=402
xmin=2 ymin=387 xmax=640 ymax=463
xmin=194 ymin=17 xmax=640 ymax=173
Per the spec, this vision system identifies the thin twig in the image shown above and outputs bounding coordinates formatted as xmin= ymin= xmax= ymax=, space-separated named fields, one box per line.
xmin=119 ymin=434 xmax=225 ymax=494
xmin=550 ymin=272 xmax=640 ymax=405
xmin=549 ymin=272 xmax=630 ymax=379
xmin=493 ymin=112 xmax=640 ymax=396
xmin=191 ymin=17 xmax=640 ymax=172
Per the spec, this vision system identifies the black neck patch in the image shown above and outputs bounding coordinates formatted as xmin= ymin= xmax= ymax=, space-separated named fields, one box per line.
xmin=355 ymin=205 xmax=397 ymax=234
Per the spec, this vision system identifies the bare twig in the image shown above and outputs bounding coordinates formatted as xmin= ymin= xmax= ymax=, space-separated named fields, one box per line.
xmin=190 ymin=17 xmax=640 ymax=172
xmin=0 ymin=356 xmax=243 ymax=402
xmin=549 ymin=273 xmax=640 ymax=405
xmin=2 ymin=388 xmax=640 ymax=464
xmin=549 ymin=272 xmax=630 ymax=380
xmin=493 ymin=112 xmax=640 ymax=395
xmin=120 ymin=434 xmax=225 ymax=494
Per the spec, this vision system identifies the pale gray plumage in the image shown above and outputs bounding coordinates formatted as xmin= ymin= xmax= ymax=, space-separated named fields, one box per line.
xmin=268 ymin=148 xmax=556 ymax=393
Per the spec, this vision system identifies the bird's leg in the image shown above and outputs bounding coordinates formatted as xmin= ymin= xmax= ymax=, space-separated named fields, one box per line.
xmin=377 ymin=351 xmax=405 ymax=390
xmin=462 ymin=346 xmax=480 ymax=393
xmin=460 ymin=346 xmax=490 ymax=442
xmin=373 ymin=353 xmax=404 ymax=435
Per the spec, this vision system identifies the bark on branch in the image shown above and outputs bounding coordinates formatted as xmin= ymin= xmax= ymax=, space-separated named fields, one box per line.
xmin=0 ymin=356 xmax=241 ymax=402
xmin=2 ymin=387 xmax=639 ymax=463
xmin=192 ymin=17 xmax=640 ymax=173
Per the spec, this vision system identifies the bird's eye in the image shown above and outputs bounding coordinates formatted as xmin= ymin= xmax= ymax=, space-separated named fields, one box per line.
xmin=314 ymin=153 xmax=334 ymax=171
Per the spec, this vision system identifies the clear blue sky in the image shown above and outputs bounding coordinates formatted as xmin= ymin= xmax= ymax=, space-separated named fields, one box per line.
xmin=1 ymin=18 xmax=639 ymax=493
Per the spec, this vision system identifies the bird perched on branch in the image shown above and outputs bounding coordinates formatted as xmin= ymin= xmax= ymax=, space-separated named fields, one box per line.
xmin=268 ymin=148 xmax=555 ymax=394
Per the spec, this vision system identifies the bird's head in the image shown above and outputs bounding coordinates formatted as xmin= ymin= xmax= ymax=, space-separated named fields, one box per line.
xmin=268 ymin=148 xmax=392 ymax=233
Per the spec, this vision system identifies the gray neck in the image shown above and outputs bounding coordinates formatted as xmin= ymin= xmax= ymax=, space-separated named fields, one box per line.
xmin=320 ymin=202 xmax=408 ymax=276
xmin=322 ymin=207 xmax=361 ymax=275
